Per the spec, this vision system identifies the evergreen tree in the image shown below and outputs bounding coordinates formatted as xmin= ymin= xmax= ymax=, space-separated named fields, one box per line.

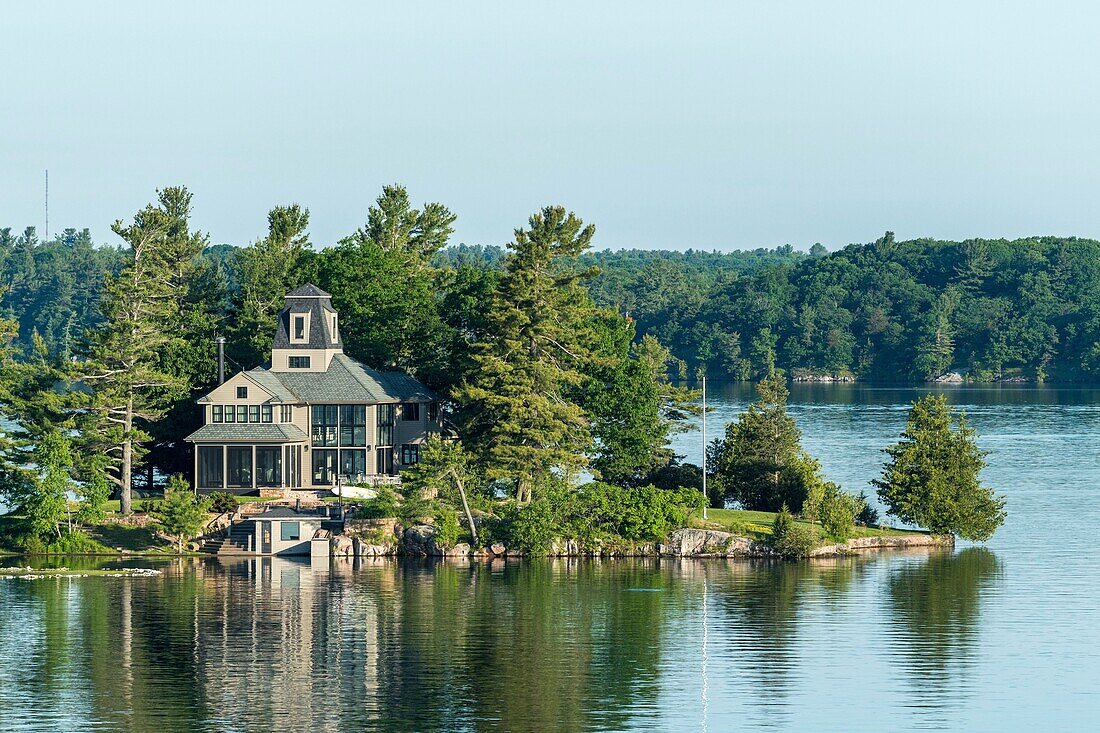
xmin=711 ymin=372 xmax=814 ymax=511
xmin=81 ymin=194 xmax=184 ymax=515
xmin=229 ymin=204 xmax=312 ymax=367
xmin=156 ymin=475 xmax=210 ymax=553
xmin=317 ymin=185 xmax=454 ymax=379
xmin=873 ymin=394 xmax=1006 ymax=540
xmin=454 ymin=206 xmax=596 ymax=502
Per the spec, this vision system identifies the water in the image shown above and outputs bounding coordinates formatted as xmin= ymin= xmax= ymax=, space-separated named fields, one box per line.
xmin=2 ymin=384 xmax=1099 ymax=732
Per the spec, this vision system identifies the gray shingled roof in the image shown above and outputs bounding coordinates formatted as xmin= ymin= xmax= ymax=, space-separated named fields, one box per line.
xmin=244 ymin=369 xmax=298 ymax=402
xmin=268 ymin=353 xmax=435 ymax=403
xmin=185 ymin=423 xmax=308 ymax=443
xmin=285 ymin=283 xmax=331 ymax=298
xmin=272 ymin=288 xmax=340 ymax=350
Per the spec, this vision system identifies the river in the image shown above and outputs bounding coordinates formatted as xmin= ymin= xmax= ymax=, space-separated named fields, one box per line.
xmin=1 ymin=384 xmax=1097 ymax=731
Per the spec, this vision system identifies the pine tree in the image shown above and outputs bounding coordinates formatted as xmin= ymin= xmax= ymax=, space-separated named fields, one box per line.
xmin=230 ymin=204 xmax=312 ymax=367
xmin=81 ymin=195 xmax=184 ymax=515
xmin=712 ymin=372 xmax=813 ymax=511
xmin=873 ymin=394 xmax=1006 ymax=540
xmin=156 ymin=475 xmax=210 ymax=553
xmin=454 ymin=206 xmax=596 ymax=502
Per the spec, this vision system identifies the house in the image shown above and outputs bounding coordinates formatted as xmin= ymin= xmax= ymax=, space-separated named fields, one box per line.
xmin=186 ymin=284 xmax=441 ymax=495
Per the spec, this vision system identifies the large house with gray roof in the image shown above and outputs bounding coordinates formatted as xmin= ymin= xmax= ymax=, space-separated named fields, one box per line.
xmin=186 ymin=284 xmax=440 ymax=494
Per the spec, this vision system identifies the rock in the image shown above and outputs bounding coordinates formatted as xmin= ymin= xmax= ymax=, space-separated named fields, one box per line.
xmin=662 ymin=528 xmax=751 ymax=557
xmin=447 ymin=542 xmax=472 ymax=557
xmin=489 ymin=542 xmax=506 ymax=556
xmin=402 ymin=524 xmax=444 ymax=556
xmin=933 ymin=372 xmax=964 ymax=384
xmin=331 ymin=535 xmax=354 ymax=557
xmin=473 ymin=547 xmax=491 ymax=558
xmin=505 ymin=548 xmax=525 ymax=557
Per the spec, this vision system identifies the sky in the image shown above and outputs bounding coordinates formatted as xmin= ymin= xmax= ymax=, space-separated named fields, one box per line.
xmin=3 ymin=1 xmax=1100 ymax=252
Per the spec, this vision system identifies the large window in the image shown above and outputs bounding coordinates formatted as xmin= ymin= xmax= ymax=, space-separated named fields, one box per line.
xmin=312 ymin=449 xmax=337 ymax=485
xmin=212 ymin=405 xmax=223 ymax=423
xmin=377 ymin=404 xmax=395 ymax=446
xmin=288 ymin=356 xmax=311 ymax=369
xmin=401 ymin=444 xmax=421 ymax=465
xmin=280 ymin=405 xmax=293 ymax=423
xmin=256 ymin=447 xmax=282 ymax=486
xmin=402 ymin=402 xmax=420 ymax=422
xmin=280 ymin=522 xmax=300 ymax=542
xmin=340 ymin=449 xmax=366 ymax=479
xmin=198 ymin=446 xmax=223 ymax=489
xmin=312 ymin=405 xmax=338 ymax=447
xmin=340 ymin=405 xmax=367 ymax=446
xmin=226 ymin=447 xmax=252 ymax=488
xmin=376 ymin=447 xmax=394 ymax=475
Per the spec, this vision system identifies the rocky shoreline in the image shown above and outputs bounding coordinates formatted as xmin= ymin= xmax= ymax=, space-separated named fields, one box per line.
xmin=331 ymin=524 xmax=954 ymax=560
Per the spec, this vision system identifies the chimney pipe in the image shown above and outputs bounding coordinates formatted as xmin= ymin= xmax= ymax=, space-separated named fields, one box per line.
xmin=216 ymin=337 xmax=226 ymax=385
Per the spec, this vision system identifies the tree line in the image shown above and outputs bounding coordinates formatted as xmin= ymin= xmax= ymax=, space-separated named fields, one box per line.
xmin=1 ymin=185 xmax=693 ymax=526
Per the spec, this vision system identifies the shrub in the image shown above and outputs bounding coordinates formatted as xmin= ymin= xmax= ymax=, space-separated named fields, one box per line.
xmin=155 ymin=476 xmax=211 ymax=553
xmin=206 ymin=492 xmax=238 ymax=514
xmin=435 ymin=510 xmax=461 ymax=549
xmin=499 ymin=498 xmax=558 ymax=554
xmin=820 ymin=485 xmax=863 ymax=542
xmin=354 ymin=487 xmax=401 ymax=519
xmin=769 ymin=505 xmax=817 ymax=559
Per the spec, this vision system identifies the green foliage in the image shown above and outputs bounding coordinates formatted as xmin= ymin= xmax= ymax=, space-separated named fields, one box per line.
xmin=77 ymin=466 xmax=111 ymax=526
xmin=207 ymin=491 xmax=238 ymax=515
xmin=819 ymin=484 xmax=863 ymax=542
xmin=454 ymin=206 xmax=598 ymax=502
xmin=356 ymin=486 xmax=401 ymax=519
xmin=711 ymin=373 xmax=814 ymax=511
xmin=498 ymin=496 xmax=558 ymax=555
xmin=155 ymin=475 xmax=211 ymax=552
xmin=874 ymin=395 xmax=1006 ymax=540
xmin=856 ymin=491 xmax=880 ymax=526
xmin=26 ymin=430 xmax=76 ymax=540
xmin=435 ymin=510 xmax=461 ymax=549
xmin=769 ymin=505 xmax=817 ymax=559
xmin=20 ymin=529 xmax=110 ymax=555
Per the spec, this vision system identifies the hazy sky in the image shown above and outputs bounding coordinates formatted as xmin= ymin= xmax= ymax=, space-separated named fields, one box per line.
xmin=3 ymin=1 xmax=1100 ymax=251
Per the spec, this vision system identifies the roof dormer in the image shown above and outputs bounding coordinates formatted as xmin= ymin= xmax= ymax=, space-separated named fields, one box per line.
xmin=269 ymin=284 xmax=343 ymax=372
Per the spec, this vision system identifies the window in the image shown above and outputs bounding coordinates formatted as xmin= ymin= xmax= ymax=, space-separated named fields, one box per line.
xmin=237 ymin=386 xmax=248 ymax=399
xmin=280 ymin=405 xmax=293 ymax=423
xmin=236 ymin=405 xmax=247 ymax=423
xmin=198 ymin=446 xmax=223 ymax=489
xmin=428 ymin=402 xmax=439 ymax=422
xmin=224 ymin=405 xmax=236 ymax=423
xmin=248 ymin=405 xmax=260 ymax=423
xmin=261 ymin=404 xmax=272 ymax=423
xmin=256 ymin=446 xmax=282 ymax=486
xmin=292 ymin=315 xmax=307 ymax=341
xmin=401 ymin=444 xmax=421 ymax=465
xmin=312 ymin=449 xmax=337 ymax=485
xmin=280 ymin=521 xmax=300 ymax=542
xmin=288 ymin=356 xmax=311 ymax=369
xmin=376 ymin=447 xmax=394 ymax=475
xmin=226 ymin=447 xmax=252 ymax=488
xmin=312 ymin=405 xmax=339 ymax=447
xmin=330 ymin=314 xmax=338 ymax=342
xmin=377 ymin=404 xmax=395 ymax=446
xmin=339 ymin=405 xmax=367 ymax=446
xmin=340 ymin=449 xmax=366 ymax=479
xmin=402 ymin=402 xmax=420 ymax=422
xmin=212 ymin=405 xmax=223 ymax=423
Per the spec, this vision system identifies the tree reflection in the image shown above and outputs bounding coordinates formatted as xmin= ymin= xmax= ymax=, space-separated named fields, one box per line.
xmin=886 ymin=548 xmax=1003 ymax=710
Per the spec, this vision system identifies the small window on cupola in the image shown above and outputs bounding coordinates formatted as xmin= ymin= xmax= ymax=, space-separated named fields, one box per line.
xmin=331 ymin=314 xmax=338 ymax=342
xmin=293 ymin=316 xmax=306 ymax=341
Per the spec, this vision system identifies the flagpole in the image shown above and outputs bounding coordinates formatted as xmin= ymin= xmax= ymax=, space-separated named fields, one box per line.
xmin=701 ymin=375 xmax=707 ymax=521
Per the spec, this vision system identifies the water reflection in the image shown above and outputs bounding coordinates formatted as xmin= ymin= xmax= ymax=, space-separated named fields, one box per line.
xmin=0 ymin=550 xmax=1023 ymax=733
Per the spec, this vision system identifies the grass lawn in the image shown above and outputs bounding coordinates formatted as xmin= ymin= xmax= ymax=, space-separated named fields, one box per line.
xmin=692 ymin=507 xmax=922 ymax=541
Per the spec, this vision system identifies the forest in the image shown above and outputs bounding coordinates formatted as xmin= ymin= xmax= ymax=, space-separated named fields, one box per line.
xmin=0 ymin=185 xmax=1008 ymax=550
xmin=9 ymin=224 xmax=1100 ymax=389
